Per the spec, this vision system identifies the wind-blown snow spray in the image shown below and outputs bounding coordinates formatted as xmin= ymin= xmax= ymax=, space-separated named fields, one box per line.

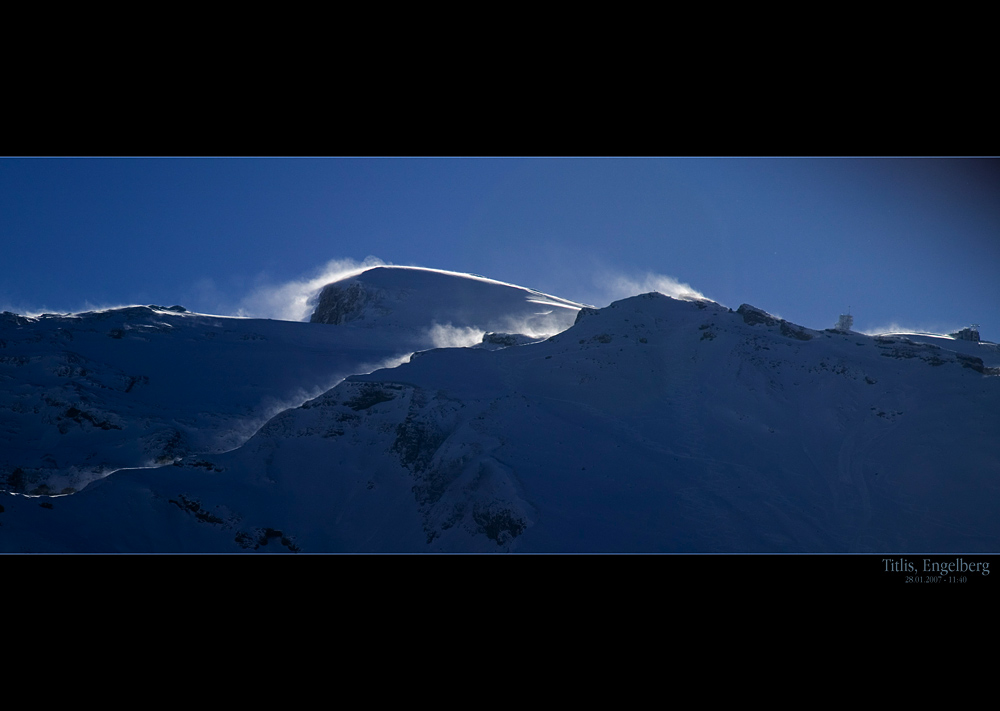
xmin=236 ymin=256 xmax=388 ymax=321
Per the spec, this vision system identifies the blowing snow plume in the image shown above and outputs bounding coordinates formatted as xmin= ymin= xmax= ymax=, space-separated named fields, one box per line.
xmin=235 ymin=256 xmax=388 ymax=321
xmin=862 ymin=322 xmax=965 ymax=338
xmin=426 ymin=323 xmax=487 ymax=349
xmin=595 ymin=271 xmax=710 ymax=306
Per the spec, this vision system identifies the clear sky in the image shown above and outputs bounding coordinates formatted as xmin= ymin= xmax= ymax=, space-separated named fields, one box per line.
xmin=2 ymin=156 xmax=998 ymax=340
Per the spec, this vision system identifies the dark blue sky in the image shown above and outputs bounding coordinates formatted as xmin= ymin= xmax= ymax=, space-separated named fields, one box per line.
xmin=2 ymin=157 xmax=998 ymax=339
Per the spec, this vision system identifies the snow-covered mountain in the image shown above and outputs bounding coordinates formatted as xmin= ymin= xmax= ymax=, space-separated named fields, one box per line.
xmin=2 ymin=271 xmax=997 ymax=553
xmin=310 ymin=266 xmax=584 ymax=340
xmin=0 ymin=267 xmax=585 ymax=497
xmin=0 ymin=306 xmax=419 ymax=497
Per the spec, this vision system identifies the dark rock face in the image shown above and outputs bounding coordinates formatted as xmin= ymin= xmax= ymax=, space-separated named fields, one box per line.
xmin=344 ymin=383 xmax=396 ymax=411
xmin=393 ymin=416 xmax=448 ymax=478
xmin=957 ymin=353 xmax=986 ymax=373
xmin=738 ymin=304 xmax=812 ymax=340
xmin=473 ymin=503 xmax=526 ymax=546
xmin=310 ymin=282 xmax=375 ymax=325
xmin=780 ymin=322 xmax=812 ymax=341
xmin=573 ymin=307 xmax=601 ymax=325
xmin=737 ymin=304 xmax=778 ymax=327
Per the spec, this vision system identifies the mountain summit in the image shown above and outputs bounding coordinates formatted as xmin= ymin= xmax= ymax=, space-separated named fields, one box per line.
xmin=310 ymin=266 xmax=586 ymax=338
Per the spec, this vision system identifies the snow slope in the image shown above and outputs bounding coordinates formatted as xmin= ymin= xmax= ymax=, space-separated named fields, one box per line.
xmin=0 ymin=306 xmax=414 ymax=495
xmin=3 ymin=291 xmax=996 ymax=553
xmin=0 ymin=267 xmax=585 ymax=497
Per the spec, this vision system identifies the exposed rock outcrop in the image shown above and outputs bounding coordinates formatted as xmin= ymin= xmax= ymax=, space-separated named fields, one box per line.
xmin=310 ymin=282 xmax=382 ymax=325
xmin=737 ymin=304 xmax=779 ymax=327
xmin=738 ymin=304 xmax=812 ymax=340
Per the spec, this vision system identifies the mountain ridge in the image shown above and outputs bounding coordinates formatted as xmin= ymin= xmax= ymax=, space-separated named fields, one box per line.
xmin=0 ymin=267 xmax=590 ymax=497
xmin=2 ymin=282 xmax=996 ymax=553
